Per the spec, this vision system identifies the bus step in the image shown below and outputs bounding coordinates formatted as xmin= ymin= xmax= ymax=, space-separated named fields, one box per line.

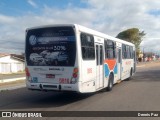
xmin=117 ymin=80 xmax=121 ymax=84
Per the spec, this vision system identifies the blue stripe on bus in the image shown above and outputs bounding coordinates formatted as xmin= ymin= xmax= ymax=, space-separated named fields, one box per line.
xmin=104 ymin=64 xmax=110 ymax=77
xmin=113 ymin=63 xmax=118 ymax=74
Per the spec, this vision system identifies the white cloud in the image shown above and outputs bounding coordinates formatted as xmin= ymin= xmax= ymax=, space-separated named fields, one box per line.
xmin=0 ymin=14 xmax=16 ymax=24
xmin=0 ymin=0 xmax=160 ymax=54
xmin=27 ymin=0 xmax=38 ymax=8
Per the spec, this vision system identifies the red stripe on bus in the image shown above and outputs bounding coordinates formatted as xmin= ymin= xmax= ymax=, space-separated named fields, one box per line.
xmin=104 ymin=59 xmax=116 ymax=70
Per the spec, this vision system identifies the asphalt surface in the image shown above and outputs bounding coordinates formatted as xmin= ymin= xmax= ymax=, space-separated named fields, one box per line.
xmin=0 ymin=62 xmax=160 ymax=120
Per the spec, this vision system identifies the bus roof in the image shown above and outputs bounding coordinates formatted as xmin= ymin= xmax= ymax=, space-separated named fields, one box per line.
xmin=26 ymin=24 xmax=134 ymax=47
xmin=26 ymin=24 xmax=75 ymax=31
xmin=76 ymin=24 xmax=134 ymax=46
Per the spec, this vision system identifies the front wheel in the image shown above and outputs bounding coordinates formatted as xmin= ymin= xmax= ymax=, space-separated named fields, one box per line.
xmin=106 ymin=74 xmax=114 ymax=91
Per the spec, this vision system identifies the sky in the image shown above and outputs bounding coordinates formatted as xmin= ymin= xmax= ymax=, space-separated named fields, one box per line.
xmin=0 ymin=0 xmax=160 ymax=54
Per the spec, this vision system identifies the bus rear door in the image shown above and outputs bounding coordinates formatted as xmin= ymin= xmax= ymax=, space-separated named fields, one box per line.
xmin=95 ymin=43 xmax=104 ymax=89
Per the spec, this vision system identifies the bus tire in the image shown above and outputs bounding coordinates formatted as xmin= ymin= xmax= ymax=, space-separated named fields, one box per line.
xmin=106 ymin=74 xmax=114 ymax=91
xmin=127 ymin=68 xmax=132 ymax=81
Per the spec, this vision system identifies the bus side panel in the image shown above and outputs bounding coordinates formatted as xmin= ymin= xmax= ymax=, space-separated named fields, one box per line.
xmin=121 ymin=59 xmax=133 ymax=80
xmin=75 ymin=29 xmax=96 ymax=93
xmin=74 ymin=29 xmax=83 ymax=93
xmin=81 ymin=60 xmax=96 ymax=93
xmin=104 ymin=59 xmax=118 ymax=84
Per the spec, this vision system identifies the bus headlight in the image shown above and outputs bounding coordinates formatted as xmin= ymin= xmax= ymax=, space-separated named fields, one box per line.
xmin=26 ymin=67 xmax=32 ymax=82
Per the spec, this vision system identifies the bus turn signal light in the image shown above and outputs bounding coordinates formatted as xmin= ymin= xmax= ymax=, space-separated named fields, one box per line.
xmin=73 ymin=68 xmax=78 ymax=78
xmin=73 ymin=73 xmax=78 ymax=78
xmin=73 ymin=68 xmax=78 ymax=73
xmin=25 ymin=67 xmax=30 ymax=77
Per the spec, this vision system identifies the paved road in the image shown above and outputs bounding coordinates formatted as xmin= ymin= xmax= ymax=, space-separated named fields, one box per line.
xmin=0 ymin=62 xmax=160 ymax=120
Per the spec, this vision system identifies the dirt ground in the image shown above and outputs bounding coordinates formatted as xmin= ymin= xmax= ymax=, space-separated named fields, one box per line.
xmin=0 ymin=80 xmax=25 ymax=87
xmin=137 ymin=61 xmax=160 ymax=67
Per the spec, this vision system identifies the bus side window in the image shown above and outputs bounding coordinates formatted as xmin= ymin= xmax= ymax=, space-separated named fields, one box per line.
xmin=105 ymin=40 xmax=116 ymax=59
xmin=80 ymin=33 xmax=95 ymax=60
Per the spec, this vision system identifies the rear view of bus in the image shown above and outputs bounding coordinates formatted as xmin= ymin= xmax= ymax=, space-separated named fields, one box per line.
xmin=25 ymin=25 xmax=79 ymax=92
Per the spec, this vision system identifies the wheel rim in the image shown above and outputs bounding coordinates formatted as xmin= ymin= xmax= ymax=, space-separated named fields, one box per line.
xmin=109 ymin=81 xmax=112 ymax=88
xmin=109 ymin=75 xmax=113 ymax=88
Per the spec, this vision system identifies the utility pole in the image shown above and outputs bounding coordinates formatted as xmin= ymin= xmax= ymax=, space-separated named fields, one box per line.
xmin=143 ymin=47 xmax=145 ymax=62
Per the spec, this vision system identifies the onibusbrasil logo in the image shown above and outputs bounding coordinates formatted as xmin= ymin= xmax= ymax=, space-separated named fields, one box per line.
xmin=29 ymin=35 xmax=37 ymax=45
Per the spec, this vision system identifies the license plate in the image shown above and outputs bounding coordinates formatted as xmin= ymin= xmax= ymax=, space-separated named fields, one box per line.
xmin=46 ymin=74 xmax=55 ymax=78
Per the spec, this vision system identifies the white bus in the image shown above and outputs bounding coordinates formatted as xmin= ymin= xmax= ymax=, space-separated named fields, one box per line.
xmin=25 ymin=24 xmax=136 ymax=93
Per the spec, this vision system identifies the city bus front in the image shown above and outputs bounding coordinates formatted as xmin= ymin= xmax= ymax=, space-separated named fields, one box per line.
xmin=25 ymin=25 xmax=80 ymax=92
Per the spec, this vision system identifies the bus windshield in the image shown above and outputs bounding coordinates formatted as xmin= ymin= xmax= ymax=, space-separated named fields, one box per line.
xmin=25 ymin=26 xmax=76 ymax=66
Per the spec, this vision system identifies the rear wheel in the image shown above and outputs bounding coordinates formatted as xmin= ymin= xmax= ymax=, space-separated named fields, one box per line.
xmin=106 ymin=74 xmax=114 ymax=91
xmin=127 ymin=68 xmax=133 ymax=81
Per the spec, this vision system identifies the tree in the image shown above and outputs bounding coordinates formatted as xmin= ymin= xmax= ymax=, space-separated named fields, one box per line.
xmin=116 ymin=28 xmax=146 ymax=57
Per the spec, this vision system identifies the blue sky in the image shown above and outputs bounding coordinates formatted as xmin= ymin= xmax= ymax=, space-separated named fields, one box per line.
xmin=0 ymin=0 xmax=87 ymax=16
xmin=0 ymin=0 xmax=160 ymax=54
xmin=148 ymin=9 xmax=160 ymax=16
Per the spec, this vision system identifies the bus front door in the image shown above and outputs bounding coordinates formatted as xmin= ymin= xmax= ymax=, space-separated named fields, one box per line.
xmin=96 ymin=44 xmax=104 ymax=89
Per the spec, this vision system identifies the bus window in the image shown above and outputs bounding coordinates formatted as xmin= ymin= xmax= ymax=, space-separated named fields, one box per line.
xmin=122 ymin=44 xmax=133 ymax=59
xmin=130 ymin=46 xmax=133 ymax=59
xmin=105 ymin=40 xmax=116 ymax=59
xmin=122 ymin=44 xmax=127 ymax=59
xmin=81 ymin=33 xmax=95 ymax=60
xmin=26 ymin=27 xmax=76 ymax=66
xmin=96 ymin=45 xmax=98 ymax=65
xmin=100 ymin=46 xmax=103 ymax=65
